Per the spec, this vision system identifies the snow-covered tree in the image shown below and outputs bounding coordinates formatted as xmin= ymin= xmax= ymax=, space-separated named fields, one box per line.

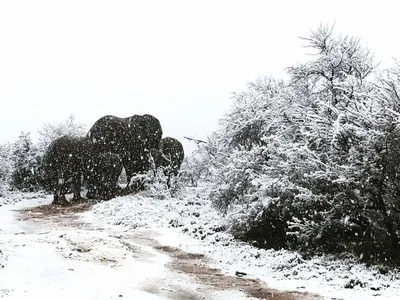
xmin=37 ymin=115 xmax=86 ymax=154
xmin=205 ymin=24 xmax=400 ymax=263
xmin=0 ymin=143 xmax=14 ymax=196
xmin=179 ymin=136 xmax=218 ymax=187
xmin=10 ymin=132 xmax=43 ymax=192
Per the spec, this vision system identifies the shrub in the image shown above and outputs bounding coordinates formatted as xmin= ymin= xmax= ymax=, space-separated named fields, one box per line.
xmin=10 ymin=132 xmax=44 ymax=192
xmin=205 ymin=24 xmax=400 ymax=264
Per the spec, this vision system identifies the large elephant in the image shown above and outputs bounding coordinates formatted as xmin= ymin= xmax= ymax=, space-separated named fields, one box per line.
xmin=87 ymin=114 xmax=163 ymax=189
xmin=42 ymin=135 xmax=92 ymax=205
xmin=151 ymin=137 xmax=185 ymax=186
xmin=85 ymin=152 xmax=123 ymax=200
xmin=86 ymin=115 xmax=132 ymax=154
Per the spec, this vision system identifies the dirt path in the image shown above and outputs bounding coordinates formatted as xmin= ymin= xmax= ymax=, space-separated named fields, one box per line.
xmin=16 ymin=202 xmax=321 ymax=300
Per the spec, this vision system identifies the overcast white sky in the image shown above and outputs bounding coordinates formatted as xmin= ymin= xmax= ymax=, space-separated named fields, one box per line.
xmin=0 ymin=0 xmax=399 ymax=153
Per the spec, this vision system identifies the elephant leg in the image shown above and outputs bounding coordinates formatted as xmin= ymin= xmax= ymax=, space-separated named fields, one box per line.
xmin=93 ymin=183 xmax=102 ymax=199
xmin=98 ymin=185 xmax=108 ymax=200
xmin=107 ymin=182 xmax=118 ymax=200
xmin=72 ymin=174 xmax=82 ymax=202
xmin=54 ymin=190 xmax=68 ymax=206
xmin=103 ymin=181 xmax=114 ymax=200
xmin=53 ymin=176 xmax=67 ymax=205
xmin=112 ymin=180 xmax=120 ymax=197
xmin=52 ymin=177 xmax=63 ymax=205
xmin=85 ymin=174 xmax=98 ymax=199
xmin=59 ymin=192 xmax=68 ymax=206
xmin=86 ymin=185 xmax=96 ymax=199
xmin=84 ymin=174 xmax=95 ymax=199
xmin=53 ymin=192 xmax=60 ymax=205
xmin=101 ymin=184 xmax=110 ymax=200
xmin=125 ymin=170 xmax=132 ymax=189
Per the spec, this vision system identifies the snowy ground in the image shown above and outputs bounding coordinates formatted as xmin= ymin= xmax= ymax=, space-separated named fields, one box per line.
xmin=0 ymin=191 xmax=45 ymax=207
xmin=83 ymin=184 xmax=400 ymax=300
xmin=0 ymin=192 xmax=310 ymax=300
xmin=0 ymin=185 xmax=399 ymax=299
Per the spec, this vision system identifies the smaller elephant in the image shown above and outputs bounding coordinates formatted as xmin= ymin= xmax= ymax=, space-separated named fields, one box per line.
xmin=42 ymin=136 xmax=92 ymax=205
xmin=84 ymin=152 xmax=123 ymax=200
xmin=159 ymin=137 xmax=185 ymax=176
xmin=150 ymin=137 xmax=184 ymax=187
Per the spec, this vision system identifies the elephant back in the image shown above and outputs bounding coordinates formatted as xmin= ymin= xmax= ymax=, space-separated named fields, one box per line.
xmin=87 ymin=115 xmax=131 ymax=154
xmin=44 ymin=136 xmax=83 ymax=170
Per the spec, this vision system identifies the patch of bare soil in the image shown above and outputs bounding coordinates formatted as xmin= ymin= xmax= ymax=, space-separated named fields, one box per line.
xmin=20 ymin=202 xmax=93 ymax=216
xmin=156 ymin=245 xmax=321 ymax=300
xmin=17 ymin=201 xmax=94 ymax=228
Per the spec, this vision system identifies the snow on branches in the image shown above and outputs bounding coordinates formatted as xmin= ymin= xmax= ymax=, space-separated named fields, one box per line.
xmin=205 ymin=24 xmax=400 ymax=264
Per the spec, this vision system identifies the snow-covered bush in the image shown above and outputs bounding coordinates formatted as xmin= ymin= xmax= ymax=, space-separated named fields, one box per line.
xmin=10 ymin=132 xmax=44 ymax=192
xmin=179 ymin=138 xmax=217 ymax=186
xmin=206 ymin=24 xmax=400 ymax=264
xmin=0 ymin=143 xmax=13 ymax=196
xmin=37 ymin=114 xmax=86 ymax=154
xmin=139 ymin=167 xmax=186 ymax=200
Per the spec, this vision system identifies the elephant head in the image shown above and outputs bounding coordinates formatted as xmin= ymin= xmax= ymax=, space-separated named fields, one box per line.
xmin=127 ymin=114 xmax=163 ymax=150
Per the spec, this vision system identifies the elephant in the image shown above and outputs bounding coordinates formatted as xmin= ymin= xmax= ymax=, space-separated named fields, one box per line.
xmin=87 ymin=114 xmax=163 ymax=190
xmin=150 ymin=137 xmax=184 ymax=187
xmin=84 ymin=152 xmax=123 ymax=200
xmin=86 ymin=115 xmax=131 ymax=154
xmin=128 ymin=114 xmax=163 ymax=149
xmin=42 ymin=135 xmax=93 ymax=205
xmin=159 ymin=137 xmax=185 ymax=176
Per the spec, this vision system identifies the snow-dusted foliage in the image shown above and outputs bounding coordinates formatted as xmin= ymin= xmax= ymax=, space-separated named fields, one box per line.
xmin=0 ymin=135 xmax=47 ymax=198
xmin=136 ymin=166 xmax=186 ymax=200
xmin=0 ymin=143 xmax=13 ymax=196
xmin=180 ymin=138 xmax=217 ymax=187
xmin=10 ymin=132 xmax=43 ymax=192
xmin=207 ymin=24 xmax=400 ymax=264
xmin=37 ymin=114 xmax=86 ymax=153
